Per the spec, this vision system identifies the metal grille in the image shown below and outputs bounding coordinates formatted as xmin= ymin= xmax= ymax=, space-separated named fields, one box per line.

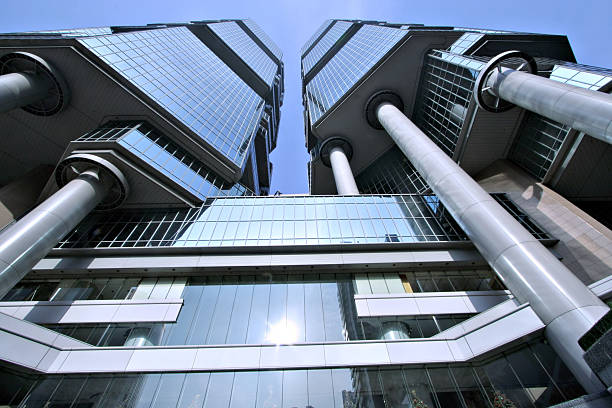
xmin=413 ymin=51 xmax=482 ymax=157
xmin=76 ymin=122 xmax=254 ymax=199
xmin=356 ymin=146 xmax=429 ymax=194
xmin=491 ymin=193 xmax=550 ymax=240
xmin=508 ymin=113 xmax=571 ymax=180
xmin=57 ymin=194 xmax=468 ymax=249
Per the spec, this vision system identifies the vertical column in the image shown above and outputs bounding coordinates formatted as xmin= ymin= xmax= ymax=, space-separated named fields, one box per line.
xmin=372 ymin=97 xmax=608 ymax=392
xmin=320 ymin=138 xmax=359 ymax=195
xmin=0 ymin=155 xmax=128 ymax=299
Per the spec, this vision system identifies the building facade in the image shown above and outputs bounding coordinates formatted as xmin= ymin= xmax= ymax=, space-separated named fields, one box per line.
xmin=0 ymin=19 xmax=611 ymax=407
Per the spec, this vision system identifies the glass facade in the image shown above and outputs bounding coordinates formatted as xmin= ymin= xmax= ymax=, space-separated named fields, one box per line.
xmin=508 ymin=113 xmax=571 ymax=180
xmin=302 ymin=20 xmax=353 ymax=74
xmin=413 ymin=51 xmax=483 ymax=157
xmin=79 ymin=26 xmax=265 ymax=167
xmin=2 ymin=277 xmax=186 ymax=302
xmin=0 ymin=339 xmax=584 ymax=407
xmin=306 ymin=24 xmax=407 ymax=124
xmin=447 ymin=32 xmax=484 ymax=55
xmin=242 ymin=19 xmax=283 ymax=60
xmin=356 ymin=146 xmax=430 ymax=194
xmin=78 ymin=122 xmax=254 ymax=198
xmin=301 ymin=19 xmax=333 ymax=55
xmin=57 ymin=195 xmax=469 ymax=249
xmin=208 ymin=21 xmax=277 ymax=86
xmin=354 ymin=269 xmax=504 ymax=294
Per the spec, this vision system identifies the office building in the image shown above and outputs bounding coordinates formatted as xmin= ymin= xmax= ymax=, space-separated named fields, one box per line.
xmin=0 ymin=18 xmax=611 ymax=407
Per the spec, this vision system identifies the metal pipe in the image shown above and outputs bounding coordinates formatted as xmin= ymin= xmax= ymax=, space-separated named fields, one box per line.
xmin=376 ymin=101 xmax=609 ymax=392
xmin=488 ymin=69 xmax=612 ymax=145
xmin=329 ymin=145 xmax=359 ymax=195
xmin=0 ymin=170 xmax=109 ymax=299
xmin=0 ymin=72 xmax=53 ymax=113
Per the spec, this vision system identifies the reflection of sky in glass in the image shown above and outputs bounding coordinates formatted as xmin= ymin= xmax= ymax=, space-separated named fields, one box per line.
xmin=302 ymin=20 xmax=353 ymax=73
xmin=75 ymin=122 xmax=253 ymax=199
xmin=549 ymin=63 xmax=612 ymax=90
xmin=79 ymin=27 xmax=264 ymax=167
xmin=306 ymin=24 xmax=407 ymax=124
xmin=447 ymin=32 xmax=483 ymax=55
xmin=58 ymin=195 xmax=468 ymax=249
xmin=209 ymin=21 xmax=277 ymax=86
xmin=242 ymin=19 xmax=283 ymax=60
xmin=301 ymin=20 xmax=333 ymax=55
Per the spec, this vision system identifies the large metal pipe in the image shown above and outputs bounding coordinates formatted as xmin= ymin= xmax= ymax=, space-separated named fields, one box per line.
xmin=329 ymin=145 xmax=359 ymax=195
xmin=376 ymin=101 xmax=609 ymax=392
xmin=488 ymin=68 xmax=612 ymax=145
xmin=0 ymin=72 xmax=53 ymax=113
xmin=0 ymin=170 xmax=109 ymax=299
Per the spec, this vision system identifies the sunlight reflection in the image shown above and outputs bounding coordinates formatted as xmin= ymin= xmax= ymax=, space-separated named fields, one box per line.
xmin=266 ymin=319 xmax=299 ymax=345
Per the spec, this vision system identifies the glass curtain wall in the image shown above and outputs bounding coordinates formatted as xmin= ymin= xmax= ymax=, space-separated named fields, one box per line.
xmin=56 ymin=195 xmax=469 ymax=249
xmin=1 ymin=339 xmax=584 ymax=407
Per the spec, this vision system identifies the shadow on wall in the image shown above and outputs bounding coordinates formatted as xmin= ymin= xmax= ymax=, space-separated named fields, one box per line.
xmin=475 ymin=159 xmax=612 ymax=285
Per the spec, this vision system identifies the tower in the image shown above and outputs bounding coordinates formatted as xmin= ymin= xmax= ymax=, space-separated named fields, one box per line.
xmin=0 ymin=19 xmax=611 ymax=408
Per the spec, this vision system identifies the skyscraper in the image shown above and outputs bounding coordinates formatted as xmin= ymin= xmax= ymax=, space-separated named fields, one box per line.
xmin=0 ymin=19 xmax=610 ymax=407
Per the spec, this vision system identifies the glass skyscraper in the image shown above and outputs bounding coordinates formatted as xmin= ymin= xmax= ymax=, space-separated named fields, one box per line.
xmin=0 ymin=19 xmax=611 ymax=407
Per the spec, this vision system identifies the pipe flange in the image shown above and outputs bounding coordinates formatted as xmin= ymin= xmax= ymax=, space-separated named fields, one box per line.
xmin=365 ymin=90 xmax=404 ymax=129
xmin=319 ymin=137 xmax=353 ymax=167
xmin=0 ymin=52 xmax=70 ymax=116
xmin=474 ymin=50 xmax=538 ymax=113
xmin=56 ymin=154 xmax=129 ymax=210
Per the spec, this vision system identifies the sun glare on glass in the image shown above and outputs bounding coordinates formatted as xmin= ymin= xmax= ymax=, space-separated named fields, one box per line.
xmin=266 ymin=319 xmax=299 ymax=345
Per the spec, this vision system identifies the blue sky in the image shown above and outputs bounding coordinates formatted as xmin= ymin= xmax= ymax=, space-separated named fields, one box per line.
xmin=2 ymin=0 xmax=610 ymax=194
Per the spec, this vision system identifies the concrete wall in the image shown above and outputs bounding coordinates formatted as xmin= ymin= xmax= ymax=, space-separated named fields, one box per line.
xmin=0 ymin=164 xmax=54 ymax=230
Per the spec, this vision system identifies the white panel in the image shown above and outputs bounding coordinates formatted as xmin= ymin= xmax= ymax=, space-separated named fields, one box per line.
xmin=368 ymin=274 xmax=388 ymax=294
xmin=446 ymin=337 xmax=474 ymax=361
xmin=11 ymin=306 xmax=34 ymax=319
xmin=59 ymin=349 xmax=135 ymax=373
xmin=192 ymin=346 xmax=261 ymax=370
xmin=58 ymin=304 xmax=119 ymax=324
xmin=384 ymin=273 xmax=405 ymax=293
xmin=127 ymin=348 xmax=197 ymax=371
xmin=354 ymin=299 xmax=371 ymax=316
xmin=413 ymin=295 xmax=469 ymax=315
xmin=324 ymin=343 xmax=390 ymax=366
xmin=465 ymin=307 xmax=544 ymax=356
xmin=0 ymin=330 xmax=51 ymax=369
xmin=167 ymin=278 xmax=187 ymax=298
xmin=132 ymin=278 xmax=156 ymax=299
xmin=462 ymin=294 xmax=510 ymax=312
xmin=0 ymin=305 xmax=21 ymax=317
xmin=51 ymin=333 xmax=91 ymax=348
xmin=354 ymin=274 xmax=371 ymax=294
xmin=260 ymin=344 xmax=325 ymax=368
xmin=112 ymin=303 xmax=170 ymax=323
xmin=456 ymin=299 xmax=520 ymax=335
xmin=365 ymin=297 xmax=419 ymax=316
xmin=386 ymin=340 xmax=455 ymax=364
xmin=163 ymin=303 xmax=183 ymax=322
xmin=0 ymin=312 xmax=58 ymax=344
xmin=149 ymin=278 xmax=173 ymax=299
xmin=45 ymin=350 xmax=70 ymax=373
xmin=23 ymin=305 xmax=71 ymax=323
xmin=37 ymin=348 xmax=67 ymax=372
